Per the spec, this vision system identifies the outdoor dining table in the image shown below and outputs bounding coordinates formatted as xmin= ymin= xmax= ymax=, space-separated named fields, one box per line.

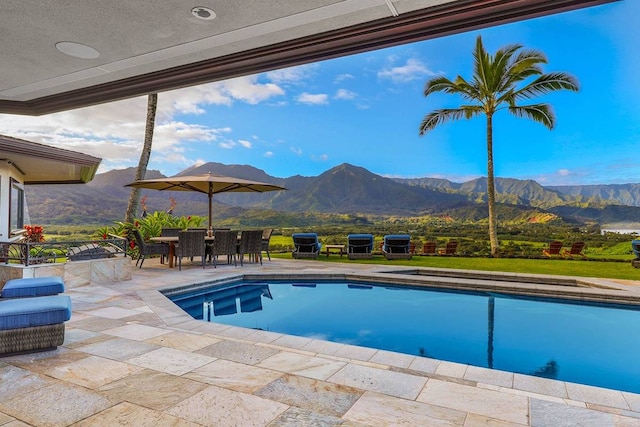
xmin=150 ymin=235 xmax=215 ymax=268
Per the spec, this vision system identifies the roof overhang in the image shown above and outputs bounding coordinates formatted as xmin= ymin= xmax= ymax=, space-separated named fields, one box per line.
xmin=0 ymin=135 xmax=102 ymax=184
xmin=0 ymin=0 xmax=617 ymax=116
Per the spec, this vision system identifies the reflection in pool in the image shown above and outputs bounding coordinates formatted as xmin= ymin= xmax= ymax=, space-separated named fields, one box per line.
xmin=168 ymin=281 xmax=640 ymax=393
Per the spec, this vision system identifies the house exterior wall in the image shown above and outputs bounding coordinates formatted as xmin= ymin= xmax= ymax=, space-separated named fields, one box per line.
xmin=0 ymin=160 xmax=25 ymax=243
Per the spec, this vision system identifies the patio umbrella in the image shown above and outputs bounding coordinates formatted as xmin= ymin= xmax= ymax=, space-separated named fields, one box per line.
xmin=125 ymin=173 xmax=287 ymax=228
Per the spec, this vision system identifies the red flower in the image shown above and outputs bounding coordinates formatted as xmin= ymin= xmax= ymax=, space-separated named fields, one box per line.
xmin=129 ymin=241 xmax=136 ymax=249
xmin=24 ymin=224 xmax=45 ymax=242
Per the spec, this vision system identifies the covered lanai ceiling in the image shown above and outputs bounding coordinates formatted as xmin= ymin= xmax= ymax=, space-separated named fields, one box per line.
xmin=0 ymin=0 xmax=616 ymax=116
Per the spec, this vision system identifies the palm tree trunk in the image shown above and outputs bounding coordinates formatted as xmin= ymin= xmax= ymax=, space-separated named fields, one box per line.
xmin=486 ymin=114 xmax=499 ymax=257
xmin=125 ymin=93 xmax=158 ymax=223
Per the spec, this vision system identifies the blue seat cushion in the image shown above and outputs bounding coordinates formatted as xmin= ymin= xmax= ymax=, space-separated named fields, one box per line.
xmin=1 ymin=276 xmax=65 ymax=298
xmin=292 ymin=233 xmax=318 ymax=239
xmin=348 ymin=234 xmax=374 ymax=241
xmin=0 ymin=295 xmax=72 ymax=330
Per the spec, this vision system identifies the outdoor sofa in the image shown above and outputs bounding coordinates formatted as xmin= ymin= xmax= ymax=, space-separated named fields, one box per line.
xmin=0 ymin=276 xmax=71 ymax=356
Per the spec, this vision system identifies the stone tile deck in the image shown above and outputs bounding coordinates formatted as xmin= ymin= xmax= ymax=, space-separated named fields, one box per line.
xmin=2 ymin=257 xmax=640 ymax=426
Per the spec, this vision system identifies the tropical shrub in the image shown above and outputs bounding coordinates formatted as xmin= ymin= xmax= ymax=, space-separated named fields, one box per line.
xmin=94 ymin=211 xmax=206 ymax=258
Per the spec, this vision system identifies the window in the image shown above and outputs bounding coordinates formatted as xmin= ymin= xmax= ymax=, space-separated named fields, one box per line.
xmin=10 ymin=179 xmax=24 ymax=233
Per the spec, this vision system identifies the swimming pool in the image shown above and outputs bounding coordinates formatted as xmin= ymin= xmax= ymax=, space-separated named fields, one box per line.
xmin=167 ymin=280 xmax=640 ymax=394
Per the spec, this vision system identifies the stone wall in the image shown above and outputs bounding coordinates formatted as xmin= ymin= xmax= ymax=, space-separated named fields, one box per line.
xmin=0 ymin=257 xmax=132 ymax=289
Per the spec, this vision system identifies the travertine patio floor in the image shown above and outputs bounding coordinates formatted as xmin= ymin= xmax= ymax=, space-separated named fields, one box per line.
xmin=2 ymin=257 xmax=640 ymax=426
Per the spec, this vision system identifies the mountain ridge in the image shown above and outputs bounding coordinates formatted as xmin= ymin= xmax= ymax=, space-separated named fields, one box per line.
xmin=24 ymin=162 xmax=640 ymax=227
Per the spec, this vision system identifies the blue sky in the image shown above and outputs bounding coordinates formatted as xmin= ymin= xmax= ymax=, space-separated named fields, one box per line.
xmin=1 ymin=0 xmax=638 ymax=186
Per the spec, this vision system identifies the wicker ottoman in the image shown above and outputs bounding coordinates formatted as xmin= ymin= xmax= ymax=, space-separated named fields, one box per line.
xmin=0 ymin=295 xmax=72 ymax=356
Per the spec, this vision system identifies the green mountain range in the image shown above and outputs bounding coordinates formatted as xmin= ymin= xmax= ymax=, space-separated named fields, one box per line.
xmin=23 ymin=162 xmax=640 ymax=228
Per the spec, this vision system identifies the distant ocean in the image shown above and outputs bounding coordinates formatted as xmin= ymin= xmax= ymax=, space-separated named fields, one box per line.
xmin=602 ymin=229 xmax=640 ymax=235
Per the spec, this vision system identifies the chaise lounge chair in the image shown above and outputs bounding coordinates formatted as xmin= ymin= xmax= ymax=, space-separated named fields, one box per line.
xmin=632 ymin=240 xmax=640 ymax=259
xmin=292 ymin=233 xmax=321 ymax=259
xmin=542 ymin=241 xmax=563 ymax=257
xmin=382 ymin=234 xmax=412 ymax=260
xmin=347 ymin=234 xmax=374 ymax=260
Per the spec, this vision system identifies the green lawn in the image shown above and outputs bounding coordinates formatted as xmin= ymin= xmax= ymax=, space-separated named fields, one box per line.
xmin=272 ymin=252 xmax=639 ymax=281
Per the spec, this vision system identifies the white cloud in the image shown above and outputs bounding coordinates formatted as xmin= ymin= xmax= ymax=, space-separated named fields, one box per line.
xmin=558 ymin=169 xmax=571 ymax=176
xmin=378 ymin=58 xmax=435 ymax=83
xmin=264 ymin=151 xmax=274 ymax=157
xmin=266 ymin=64 xmax=318 ymax=84
xmin=0 ymin=74 xmax=286 ymax=174
xmin=222 ymin=77 xmax=284 ymax=104
xmin=219 ymin=141 xmax=236 ymax=149
xmin=165 ymin=75 xmax=285 ymax=110
xmin=334 ymin=89 xmax=356 ymax=100
xmin=334 ymin=73 xmax=354 ymax=83
xmin=297 ymin=92 xmax=329 ymax=105
xmin=290 ymin=147 xmax=303 ymax=155
xmin=238 ymin=139 xmax=252 ymax=148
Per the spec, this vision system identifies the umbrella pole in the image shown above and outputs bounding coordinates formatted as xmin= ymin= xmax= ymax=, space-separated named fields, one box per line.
xmin=208 ymin=189 xmax=213 ymax=229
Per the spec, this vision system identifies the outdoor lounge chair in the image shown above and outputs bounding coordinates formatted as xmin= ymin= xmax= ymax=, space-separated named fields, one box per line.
xmin=438 ymin=240 xmax=458 ymax=256
xmin=347 ymin=234 xmax=374 ymax=260
xmin=563 ymin=241 xmax=586 ymax=258
xmin=542 ymin=241 xmax=563 ymax=257
xmin=632 ymin=240 xmax=640 ymax=259
xmin=292 ymin=233 xmax=321 ymax=259
xmin=382 ymin=234 xmax=412 ymax=260
xmin=421 ymin=241 xmax=437 ymax=255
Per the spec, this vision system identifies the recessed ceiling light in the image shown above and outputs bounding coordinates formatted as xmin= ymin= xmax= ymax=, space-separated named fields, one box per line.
xmin=191 ymin=6 xmax=216 ymax=20
xmin=55 ymin=42 xmax=100 ymax=59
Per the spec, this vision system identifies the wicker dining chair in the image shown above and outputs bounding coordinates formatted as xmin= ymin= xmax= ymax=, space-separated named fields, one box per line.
xmin=176 ymin=230 xmax=207 ymax=270
xmin=261 ymin=228 xmax=274 ymax=261
xmin=239 ymin=230 xmax=263 ymax=266
xmin=207 ymin=229 xmax=237 ymax=267
xmin=132 ymin=228 xmax=169 ymax=268
xmin=161 ymin=227 xmax=181 ymax=237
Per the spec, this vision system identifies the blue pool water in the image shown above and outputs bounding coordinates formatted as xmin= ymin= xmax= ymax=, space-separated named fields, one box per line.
xmin=168 ymin=281 xmax=640 ymax=393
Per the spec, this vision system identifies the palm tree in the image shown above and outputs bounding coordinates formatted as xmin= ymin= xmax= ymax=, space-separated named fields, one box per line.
xmin=419 ymin=36 xmax=578 ymax=256
xmin=125 ymin=93 xmax=158 ymax=223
